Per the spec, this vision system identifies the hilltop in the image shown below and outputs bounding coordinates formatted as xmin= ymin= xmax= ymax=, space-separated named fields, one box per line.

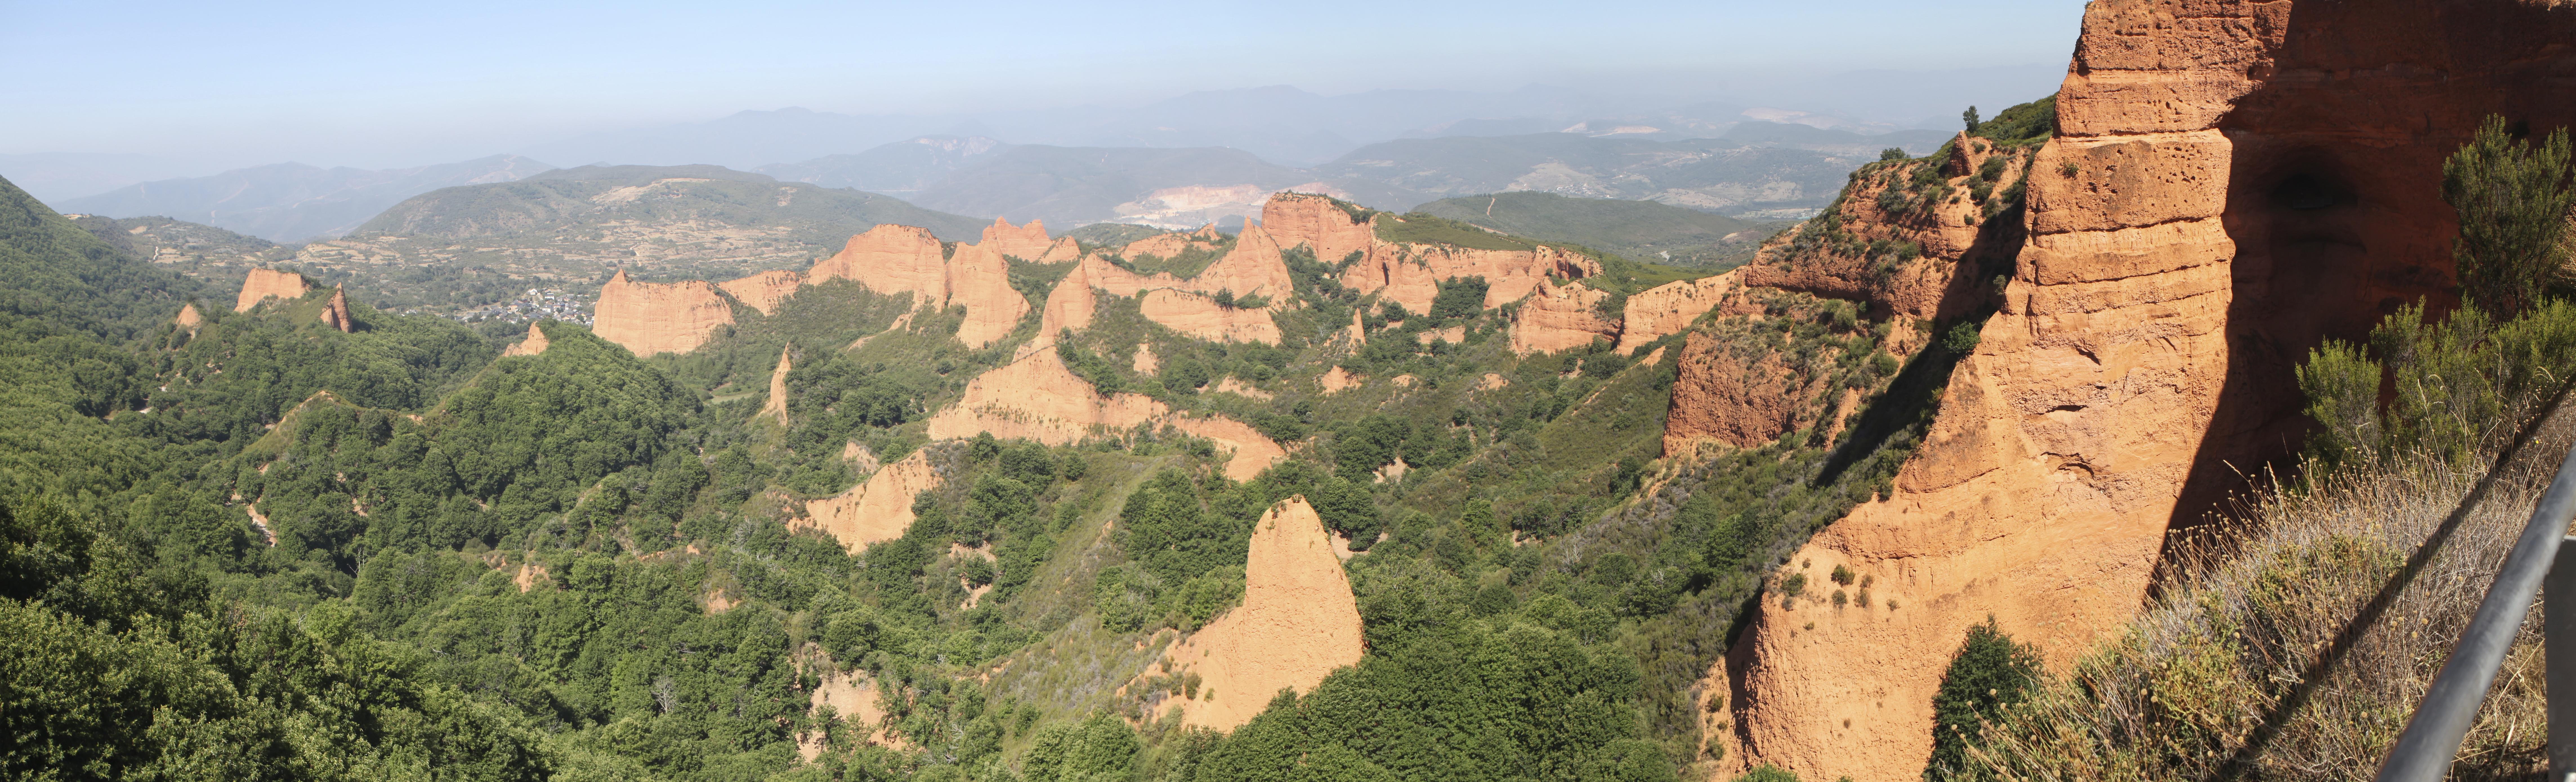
xmin=53 ymin=154 xmax=553 ymax=242
xmin=1412 ymin=191 xmax=1786 ymax=268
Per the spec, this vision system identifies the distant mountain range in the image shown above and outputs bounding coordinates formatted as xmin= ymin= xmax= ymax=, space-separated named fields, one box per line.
xmin=745 ymin=121 xmax=1951 ymax=227
xmin=34 ymin=116 xmax=1960 ymax=247
xmin=53 ymin=155 xmax=554 ymax=242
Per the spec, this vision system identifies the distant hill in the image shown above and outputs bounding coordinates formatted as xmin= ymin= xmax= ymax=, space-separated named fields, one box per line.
xmin=1412 ymin=191 xmax=1787 ymax=267
xmin=0 ymin=153 xmax=211 ymax=204
xmin=757 ymin=136 xmax=1015 ymax=195
xmin=905 ymin=145 xmax=1319 ymax=228
xmin=1315 ymin=131 xmax=1945 ymax=216
xmin=55 ymin=155 xmax=555 ymax=243
xmin=0 ymin=174 xmax=204 ymax=340
xmin=263 ymin=165 xmax=992 ymax=313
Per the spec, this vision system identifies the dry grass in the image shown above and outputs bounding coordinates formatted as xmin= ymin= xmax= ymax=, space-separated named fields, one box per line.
xmin=1963 ymin=408 xmax=2576 ymax=781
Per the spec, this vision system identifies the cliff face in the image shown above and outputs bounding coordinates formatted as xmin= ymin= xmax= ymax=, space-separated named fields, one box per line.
xmin=1616 ymin=272 xmax=1739 ymax=352
xmin=1507 ymin=281 xmax=1620 ymax=354
xmin=980 ymin=216 xmax=1053 ymax=261
xmin=1709 ymin=2 xmax=2576 ymax=779
xmin=235 ymin=268 xmax=314 ymax=312
xmin=801 ymin=450 xmax=943 ymax=551
xmin=1139 ymin=289 xmax=1282 ymax=345
xmin=718 ymin=270 xmax=807 ymax=316
xmin=812 ymin=224 xmax=950 ymax=307
xmin=593 ymin=269 xmax=736 ymax=357
xmin=946 ymin=242 xmax=1031 ymax=349
xmin=1146 ymin=497 xmax=1364 ymax=730
xmin=1260 ymin=192 xmax=1373 ymax=265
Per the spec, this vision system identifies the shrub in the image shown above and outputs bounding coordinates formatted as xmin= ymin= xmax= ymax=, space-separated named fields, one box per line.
xmin=1926 ymin=616 xmax=2041 ymax=780
xmin=2443 ymin=114 xmax=2576 ymax=318
xmin=1880 ymin=148 xmax=1909 ymax=162
xmin=1736 ymin=763 xmax=1800 ymax=782
xmin=1942 ymin=322 xmax=1982 ymax=354
xmin=1830 ymin=564 xmax=1855 ymax=586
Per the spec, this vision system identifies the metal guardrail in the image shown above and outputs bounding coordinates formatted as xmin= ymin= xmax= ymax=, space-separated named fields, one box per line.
xmin=2374 ymin=443 xmax=2576 ymax=781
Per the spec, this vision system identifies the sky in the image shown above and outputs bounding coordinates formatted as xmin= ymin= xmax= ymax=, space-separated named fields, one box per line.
xmin=0 ymin=0 xmax=2089 ymax=171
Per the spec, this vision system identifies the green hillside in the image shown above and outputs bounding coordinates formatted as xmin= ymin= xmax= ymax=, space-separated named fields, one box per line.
xmin=1413 ymin=191 xmax=1788 ymax=268
xmin=0 ymin=167 xmax=1954 ymax=782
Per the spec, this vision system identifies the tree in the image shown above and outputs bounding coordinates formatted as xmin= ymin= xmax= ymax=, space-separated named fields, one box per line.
xmin=2443 ymin=114 xmax=2576 ymax=317
xmin=1926 ymin=616 xmax=2042 ymax=780
xmin=1961 ymin=106 xmax=1980 ymax=132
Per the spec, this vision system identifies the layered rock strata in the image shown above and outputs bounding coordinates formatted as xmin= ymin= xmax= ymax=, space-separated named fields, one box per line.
xmin=1616 ymin=271 xmax=1741 ymax=352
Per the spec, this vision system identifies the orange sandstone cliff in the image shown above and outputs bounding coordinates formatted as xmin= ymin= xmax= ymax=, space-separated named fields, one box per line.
xmin=235 ymin=268 xmax=314 ymax=312
xmin=980 ymin=216 xmax=1053 ymax=262
xmin=719 ymin=269 xmax=807 ymax=316
xmin=593 ymin=269 xmax=736 ymax=357
xmin=1147 ymin=497 xmax=1364 ymax=730
xmin=1706 ymin=1 xmax=2576 ymax=779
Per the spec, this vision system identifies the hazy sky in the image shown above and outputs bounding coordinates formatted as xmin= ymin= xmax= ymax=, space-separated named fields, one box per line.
xmin=2 ymin=0 xmax=2088 ymax=169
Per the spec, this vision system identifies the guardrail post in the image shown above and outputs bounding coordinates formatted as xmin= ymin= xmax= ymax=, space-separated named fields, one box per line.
xmin=2552 ymin=535 xmax=2576 ymax=778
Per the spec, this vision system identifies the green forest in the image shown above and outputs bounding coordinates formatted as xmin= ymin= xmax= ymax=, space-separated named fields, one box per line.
xmin=0 ymin=134 xmax=1969 ymax=782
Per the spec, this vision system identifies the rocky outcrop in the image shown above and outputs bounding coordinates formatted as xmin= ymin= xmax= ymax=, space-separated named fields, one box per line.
xmin=1347 ymin=242 xmax=1601 ymax=315
xmin=1034 ymin=260 xmax=1097 ymax=348
xmin=801 ymin=450 xmax=942 ymax=552
xmin=234 ymin=268 xmax=313 ymax=312
xmin=760 ymin=349 xmax=793 ymax=424
xmin=172 ymin=303 xmax=204 ymax=331
xmin=1739 ymin=137 xmax=2028 ymax=324
xmin=1118 ymin=229 xmax=1221 ymax=262
xmin=318 ymin=286 xmax=353 ymax=332
xmin=1662 ymin=330 xmax=1830 ymax=454
xmin=1037 ymin=237 xmax=1082 ymax=263
xmin=811 ymin=224 xmax=949 ymax=307
xmin=501 ymin=322 xmax=551 ymax=356
xmin=1617 ymin=272 xmax=1740 ymax=352
xmin=946 ymin=242 xmax=1031 ymax=349
xmin=1318 ymin=366 xmax=1359 ymax=394
xmin=1261 ymin=192 xmax=1374 ymax=265
xmin=1082 ymin=224 xmax=1296 ymax=314
xmin=926 ymin=350 xmax=1170 ymax=445
xmin=1508 ymin=282 xmax=1619 ymax=354
xmin=1707 ymin=1 xmax=2576 ymax=779
xmin=593 ymin=269 xmax=736 ymax=357
xmin=1149 ymin=497 xmax=1363 ymax=730
xmin=980 ymin=217 xmax=1053 ymax=261
xmin=1139 ymin=289 xmax=1281 ymax=344
xmin=719 ymin=269 xmax=807 ymax=315
xmin=1166 ymin=415 xmax=1288 ymax=481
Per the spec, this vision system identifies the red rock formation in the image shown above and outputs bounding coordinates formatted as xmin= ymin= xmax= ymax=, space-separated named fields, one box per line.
xmin=980 ymin=217 xmax=1053 ymax=261
xmin=760 ymin=349 xmax=792 ymax=424
xmin=1661 ymin=330 xmax=1831 ymax=455
xmin=1118 ymin=230 xmax=1220 ymax=262
xmin=318 ymin=286 xmax=353 ymax=332
xmin=925 ymin=350 xmax=1170 ymax=445
xmin=1037 ymin=237 xmax=1082 ymax=263
xmin=234 ymin=268 xmax=314 ymax=312
xmin=945 ymin=242 xmax=1031 ymax=349
xmin=1261 ymin=191 xmax=1375 ymax=266
xmin=1140 ymin=289 xmax=1281 ymax=344
xmin=1709 ymin=2 xmax=2576 ymax=779
xmin=1149 ymin=497 xmax=1363 ymax=730
xmin=1738 ymin=136 xmax=2027 ymax=325
xmin=719 ymin=269 xmax=807 ymax=315
xmin=1167 ymin=415 xmax=1288 ymax=481
xmin=1035 ymin=260 xmax=1097 ymax=345
xmin=811 ymin=224 xmax=949 ymax=307
xmin=173 ymin=303 xmax=204 ymax=331
xmin=1617 ymin=271 xmax=1740 ymax=352
xmin=501 ymin=322 xmax=551 ymax=356
xmin=593 ymin=269 xmax=736 ymax=357
xmin=1508 ymin=281 xmax=1619 ymax=354
xmin=802 ymin=450 xmax=942 ymax=551
xmin=1346 ymin=242 xmax=1603 ymax=315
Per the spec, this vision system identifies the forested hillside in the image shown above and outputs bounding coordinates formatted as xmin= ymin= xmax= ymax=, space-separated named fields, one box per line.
xmin=0 ymin=104 xmax=2008 ymax=781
